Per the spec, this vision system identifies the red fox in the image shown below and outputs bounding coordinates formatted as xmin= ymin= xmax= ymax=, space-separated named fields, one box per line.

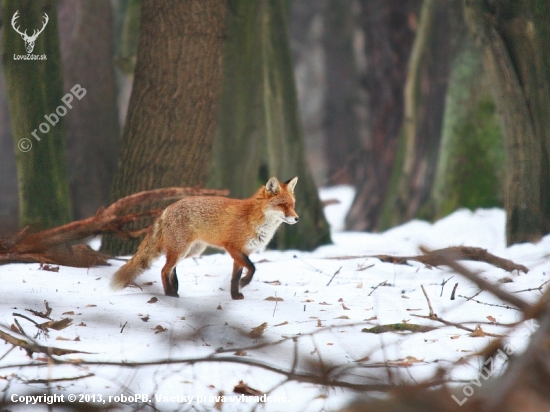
xmin=111 ymin=177 xmax=299 ymax=299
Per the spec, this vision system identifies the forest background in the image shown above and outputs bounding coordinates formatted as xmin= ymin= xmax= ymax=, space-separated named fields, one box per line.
xmin=1 ymin=0 xmax=549 ymax=253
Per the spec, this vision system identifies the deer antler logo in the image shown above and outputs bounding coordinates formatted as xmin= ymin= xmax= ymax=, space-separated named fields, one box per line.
xmin=11 ymin=10 xmax=49 ymax=54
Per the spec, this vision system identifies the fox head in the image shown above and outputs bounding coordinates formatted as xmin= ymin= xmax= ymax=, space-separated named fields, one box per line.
xmin=264 ymin=176 xmax=299 ymax=225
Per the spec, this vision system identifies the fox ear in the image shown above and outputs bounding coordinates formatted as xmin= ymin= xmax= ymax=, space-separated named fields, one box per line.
xmin=285 ymin=176 xmax=298 ymax=193
xmin=266 ymin=177 xmax=280 ymax=195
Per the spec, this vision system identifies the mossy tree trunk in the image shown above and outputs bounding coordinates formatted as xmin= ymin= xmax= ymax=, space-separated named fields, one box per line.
xmin=209 ymin=0 xmax=330 ymax=250
xmin=463 ymin=0 xmax=550 ymax=245
xmin=102 ymin=0 xmax=227 ymax=255
xmin=431 ymin=1 xmax=504 ymax=218
xmin=2 ymin=0 xmax=72 ymax=230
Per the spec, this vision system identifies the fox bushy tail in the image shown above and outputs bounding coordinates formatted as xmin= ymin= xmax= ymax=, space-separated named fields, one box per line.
xmin=110 ymin=217 xmax=164 ymax=290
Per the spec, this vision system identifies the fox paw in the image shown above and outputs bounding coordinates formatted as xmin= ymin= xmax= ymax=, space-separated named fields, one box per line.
xmin=231 ymin=292 xmax=244 ymax=300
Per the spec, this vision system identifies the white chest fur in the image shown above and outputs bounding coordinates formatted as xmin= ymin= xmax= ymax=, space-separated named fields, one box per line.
xmin=245 ymin=210 xmax=284 ymax=253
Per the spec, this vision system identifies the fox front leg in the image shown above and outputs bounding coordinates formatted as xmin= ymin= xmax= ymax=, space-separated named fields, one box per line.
xmin=230 ymin=261 xmax=244 ymax=300
xmin=229 ymin=252 xmax=256 ymax=300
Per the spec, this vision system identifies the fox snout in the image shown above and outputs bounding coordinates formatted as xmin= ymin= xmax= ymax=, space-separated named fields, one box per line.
xmin=284 ymin=214 xmax=299 ymax=224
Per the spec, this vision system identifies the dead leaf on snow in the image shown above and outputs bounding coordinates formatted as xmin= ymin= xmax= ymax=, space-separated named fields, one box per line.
xmin=41 ymin=318 xmax=73 ymax=331
xmin=147 ymin=297 xmax=158 ymax=304
xmin=55 ymin=336 xmax=70 ymax=341
xmin=39 ymin=263 xmax=59 ymax=272
xmin=274 ymin=321 xmax=288 ymax=327
xmin=154 ymin=325 xmax=167 ymax=334
xmin=264 ymin=296 xmax=283 ymax=301
xmin=334 ymin=315 xmax=350 ymax=320
xmin=249 ymin=322 xmax=267 ymax=338
xmin=233 ymin=380 xmax=262 ymax=397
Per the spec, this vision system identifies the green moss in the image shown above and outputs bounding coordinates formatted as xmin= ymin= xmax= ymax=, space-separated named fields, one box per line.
xmin=437 ymin=95 xmax=504 ymax=217
xmin=362 ymin=323 xmax=436 ymax=334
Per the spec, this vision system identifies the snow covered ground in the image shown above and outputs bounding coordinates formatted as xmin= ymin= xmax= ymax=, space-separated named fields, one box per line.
xmin=1 ymin=186 xmax=549 ymax=411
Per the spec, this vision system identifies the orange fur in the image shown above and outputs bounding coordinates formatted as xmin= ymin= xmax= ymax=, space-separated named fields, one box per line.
xmin=111 ymin=177 xmax=299 ymax=299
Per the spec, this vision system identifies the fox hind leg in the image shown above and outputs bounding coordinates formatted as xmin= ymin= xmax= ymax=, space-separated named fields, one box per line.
xmin=161 ymin=249 xmax=180 ymax=297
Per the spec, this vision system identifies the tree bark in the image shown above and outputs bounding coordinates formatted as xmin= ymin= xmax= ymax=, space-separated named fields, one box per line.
xmin=2 ymin=0 xmax=72 ymax=230
xmin=346 ymin=0 xmax=421 ymax=231
xmin=209 ymin=0 xmax=331 ymax=250
xmin=102 ymin=0 xmax=227 ymax=255
xmin=58 ymin=0 xmax=120 ymax=220
xmin=463 ymin=0 xmax=550 ymax=244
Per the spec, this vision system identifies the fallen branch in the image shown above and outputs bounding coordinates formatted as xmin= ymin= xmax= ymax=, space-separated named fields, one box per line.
xmin=0 ymin=187 xmax=228 ymax=267
xmin=0 ymin=328 xmax=91 ymax=358
xmin=376 ymin=246 xmax=528 ymax=273
xmin=411 ymin=314 xmax=504 ymax=338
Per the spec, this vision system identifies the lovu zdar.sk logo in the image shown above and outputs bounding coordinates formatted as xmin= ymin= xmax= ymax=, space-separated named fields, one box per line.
xmin=11 ymin=10 xmax=48 ymax=60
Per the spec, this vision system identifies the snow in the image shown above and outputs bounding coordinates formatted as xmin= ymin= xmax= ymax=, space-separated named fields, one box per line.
xmin=1 ymin=186 xmax=549 ymax=411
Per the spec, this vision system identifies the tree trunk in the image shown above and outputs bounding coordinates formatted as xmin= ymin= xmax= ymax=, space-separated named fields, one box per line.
xmin=463 ymin=0 xmax=550 ymax=244
xmin=345 ymin=0 xmax=421 ymax=231
xmin=113 ymin=0 xmax=141 ymax=128
xmin=380 ymin=0 xmax=451 ymax=228
xmin=58 ymin=0 xmax=120 ymax=220
xmin=431 ymin=1 xmax=504 ymax=218
xmin=289 ymin=0 xmax=327 ymax=185
xmin=0 ymin=21 xmax=18 ymax=232
xmin=209 ymin=0 xmax=331 ymax=250
xmin=102 ymin=0 xmax=227 ymax=255
xmin=322 ymin=0 xmax=362 ymax=185
xmin=209 ymin=0 xmax=263 ymax=200
xmin=2 ymin=0 xmax=72 ymax=230
xmin=261 ymin=0 xmax=331 ymax=249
